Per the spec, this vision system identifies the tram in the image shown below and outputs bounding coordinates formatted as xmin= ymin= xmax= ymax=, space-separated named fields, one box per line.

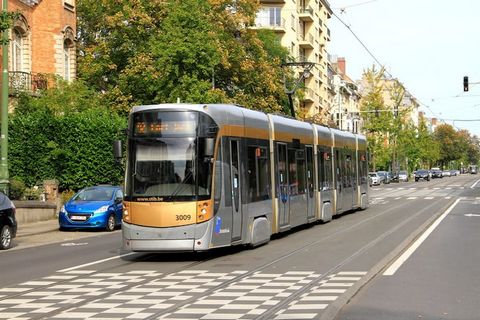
xmin=114 ymin=104 xmax=369 ymax=252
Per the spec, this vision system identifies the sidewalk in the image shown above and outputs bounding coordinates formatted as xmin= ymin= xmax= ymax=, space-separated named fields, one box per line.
xmin=16 ymin=219 xmax=59 ymax=237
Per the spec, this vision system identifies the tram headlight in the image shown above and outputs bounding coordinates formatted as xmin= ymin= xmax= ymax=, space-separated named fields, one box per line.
xmin=123 ymin=204 xmax=130 ymax=222
xmin=197 ymin=201 xmax=212 ymax=222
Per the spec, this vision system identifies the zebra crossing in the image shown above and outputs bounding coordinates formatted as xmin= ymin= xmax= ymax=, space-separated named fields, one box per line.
xmin=0 ymin=270 xmax=367 ymax=320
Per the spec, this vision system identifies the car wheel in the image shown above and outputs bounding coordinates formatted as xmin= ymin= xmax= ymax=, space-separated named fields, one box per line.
xmin=106 ymin=214 xmax=115 ymax=232
xmin=0 ymin=225 xmax=12 ymax=250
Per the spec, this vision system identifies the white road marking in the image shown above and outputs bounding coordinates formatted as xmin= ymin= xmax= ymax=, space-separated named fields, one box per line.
xmin=464 ymin=213 xmax=480 ymax=217
xmin=383 ymin=198 xmax=460 ymax=276
xmin=470 ymin=179 xmax=480 ymax=189
xmin=58 ymin=252 xmax=137 ymax=272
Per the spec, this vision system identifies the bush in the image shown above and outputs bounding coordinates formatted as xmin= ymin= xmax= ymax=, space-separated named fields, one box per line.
xmin=9 ymin=178 xmax=26 ymax=200
xmin=23 ymin=185 xmax=45 ymax=200
xmin=61 ymin=190 xmax=75 ymax=204
xmin=9 ymin=82 xmax=127 ymax=192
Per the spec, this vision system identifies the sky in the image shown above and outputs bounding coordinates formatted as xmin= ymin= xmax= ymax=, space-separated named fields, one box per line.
xmin=328 ymin=0 xmax=480 ymax=136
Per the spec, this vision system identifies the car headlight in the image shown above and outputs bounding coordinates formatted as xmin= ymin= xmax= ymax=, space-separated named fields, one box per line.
xmin=94 ymin=205 xmax=110 ymax=214
xmin=60 ymin=205 xmax=67 ymax=214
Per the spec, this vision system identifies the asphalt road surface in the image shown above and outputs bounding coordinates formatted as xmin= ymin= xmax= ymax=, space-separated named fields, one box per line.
xmin=1 ymin=174 xmax=479 ymax=320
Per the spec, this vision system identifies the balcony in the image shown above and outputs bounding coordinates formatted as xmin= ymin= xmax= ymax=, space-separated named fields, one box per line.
xmin=301 ymin=87 xmax=315 ymax=103
xmin=8 ymin=71 xmax=51 ymax=96
xmin=298 ymin=6 xmax=314 ymax=22
xmin=298 ymin=32 xmax=314 ymax=49
xmin=260 ymin=0 xmax=285 ymax=3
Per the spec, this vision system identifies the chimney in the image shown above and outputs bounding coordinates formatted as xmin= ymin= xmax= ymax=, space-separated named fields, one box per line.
xmin=338 ymin=57 xmax=346 ymax=75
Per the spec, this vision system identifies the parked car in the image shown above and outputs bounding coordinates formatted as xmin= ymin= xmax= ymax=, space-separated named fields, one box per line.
xmin=431 ymin=169 xmax=443 ymax=178
xmin=369 ymin=172 xmax=381 ymax=186
xmin=415 ymin=169 xmax=430 ymax=182
xmin=390 ymin=171 xmax=399 ymax=183
xmin=377 ymin=171 xmax=391 ymax=184
xmin=59 ymin=185 xmax=123 ymax=231
xmin=398 ymin=170 xmax=409 ymax=182
xmin=442 ymin=170 xmax=451 ymax=177
xmin=450 ymin=170 xmax=460 ymax=176
xmin=0 ymin=192 xmax=17 ymax=250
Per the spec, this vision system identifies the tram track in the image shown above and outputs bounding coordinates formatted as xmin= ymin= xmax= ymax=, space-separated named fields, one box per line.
xmin=141 ymin=199 xmax=447 ymax=320
xmin=0 ymin=197 xmax=452 ymax=320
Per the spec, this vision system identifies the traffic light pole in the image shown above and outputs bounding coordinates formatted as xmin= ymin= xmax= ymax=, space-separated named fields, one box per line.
xmin=0 ymin=0 xmax=9 ymax=194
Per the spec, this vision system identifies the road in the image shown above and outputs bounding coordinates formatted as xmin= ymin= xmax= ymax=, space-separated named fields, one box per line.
xmin=0 ymin=174 xmax=479 ymax=320
xmin=337 ymin=174 xmax=480 ymax=320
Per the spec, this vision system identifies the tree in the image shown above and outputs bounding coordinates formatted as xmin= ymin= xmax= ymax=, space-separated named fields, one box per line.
xmin=359 ymin=66 xmax=390 ymax=171
xmin=77 ymin=0 xmax=289 ymax=114
xmin=434 ymin=124 xmax=463 ymax=168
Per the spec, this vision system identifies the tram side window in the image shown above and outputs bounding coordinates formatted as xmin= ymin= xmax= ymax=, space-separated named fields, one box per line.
xmin=247 ymin=146 xmax=270 ymax=202
xmin=288 ymin=149 xmax=298 ymax=195
xmin=297 ymin=150 xmax=306 ymax=195
xmin=346 ymin=153 xmax=353 ymax=187
xmin=318 ymin=148 xmax=332 ymax=190
xmin=359 ymin=152 xmax=367 ymax=184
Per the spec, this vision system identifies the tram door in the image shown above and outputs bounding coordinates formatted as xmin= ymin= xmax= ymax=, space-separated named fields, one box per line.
xmin=346 ymin=152 xmax=355 ymax=208
xmin=276 ymin=143 xmax=289 ymax=228
xmin=230 ymin=140 xmax=242 ymax=241
xmin=335 ymin=149 xmax=343 ymax=212
xmin=306 ymin=146 xmax=315 ymax=220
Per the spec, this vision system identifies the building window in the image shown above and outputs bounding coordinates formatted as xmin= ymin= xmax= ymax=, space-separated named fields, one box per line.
xmin=12 ymin=29 xmax=23 ymax=72
xmin=255 ymin=7 xmax=281 ymax=27
xmin=61 ymin=26 xmax=76 ymax=82
xmin=64 ymin=0 xmax=75 ymax=10
xmin=63 ymin=39 xmax=74 ymax=81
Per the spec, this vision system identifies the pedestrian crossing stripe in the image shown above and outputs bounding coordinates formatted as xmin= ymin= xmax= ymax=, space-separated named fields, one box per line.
xmin=0 ymin=270 xmax=367 ymax=320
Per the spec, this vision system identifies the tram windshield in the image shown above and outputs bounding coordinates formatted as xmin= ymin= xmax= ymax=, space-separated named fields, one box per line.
xmin=126 ymin=111 xmax=215 ymax=201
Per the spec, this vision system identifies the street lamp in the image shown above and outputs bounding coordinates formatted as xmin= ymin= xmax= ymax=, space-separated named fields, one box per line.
xmin=281 ymin=61 xmax=315 ymax=118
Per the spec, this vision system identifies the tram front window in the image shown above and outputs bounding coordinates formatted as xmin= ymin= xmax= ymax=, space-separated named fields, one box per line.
xmin=131 ymin=137 xmax=211 ymax=200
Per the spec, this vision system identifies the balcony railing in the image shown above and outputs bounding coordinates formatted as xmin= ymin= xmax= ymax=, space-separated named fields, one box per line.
xmin=298 ymin=6 xmax=314 ymax=22
xmin=298 ymin=32 xmax=315 ymax=49
xmin=8 ymin=71 xmax=50 ymax=95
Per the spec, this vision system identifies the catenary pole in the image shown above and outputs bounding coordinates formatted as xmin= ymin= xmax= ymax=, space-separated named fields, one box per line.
xmin=0 ymin=0 xmax=9 ymax=194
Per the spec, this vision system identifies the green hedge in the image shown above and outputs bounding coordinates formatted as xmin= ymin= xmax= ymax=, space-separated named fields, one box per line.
xmin=9 ymin=92 xmax=127 ymax=192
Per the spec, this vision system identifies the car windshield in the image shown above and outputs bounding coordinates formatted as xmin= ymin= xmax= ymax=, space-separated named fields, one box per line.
xmin=72 ymin=188 xmax=114 ymax=201
xmin=417 ymin=170 xmax=428 ymax=174
xmin=369 ymin=173 xmax=377 ymax=177
xmin=399 ymin=171 xmax=407 ymax=175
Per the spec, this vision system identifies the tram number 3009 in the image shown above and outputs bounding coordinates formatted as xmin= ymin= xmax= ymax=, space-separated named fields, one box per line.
xmin=176 ymin=214 xmax=192 ymax=221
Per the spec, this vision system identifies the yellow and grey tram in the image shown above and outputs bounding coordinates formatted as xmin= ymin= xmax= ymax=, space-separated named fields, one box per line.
xmin=116 ymin=104 xmax=368 ymax=252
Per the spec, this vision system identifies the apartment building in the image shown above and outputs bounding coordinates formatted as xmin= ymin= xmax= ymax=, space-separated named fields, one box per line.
xmin=358 ymin=74 xmax=420 ymax=128
xmin=330 ymin=56 xmax=361 ymax=133
xmin=0 ymin=0 xmax=76 ymax=95
xmin=255 ymin=0 xmax=332 ymax=122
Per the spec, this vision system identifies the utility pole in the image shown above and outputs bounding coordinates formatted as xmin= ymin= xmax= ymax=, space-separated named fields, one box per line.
xmin=0 ymin=0 xmax=9 ymax=194
xmin=391 ymin=88 xmax=404 ymax=176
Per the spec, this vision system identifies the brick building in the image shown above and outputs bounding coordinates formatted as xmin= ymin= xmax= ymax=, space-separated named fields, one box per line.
xmin=0 ymin=0 xmax=76 ymax=94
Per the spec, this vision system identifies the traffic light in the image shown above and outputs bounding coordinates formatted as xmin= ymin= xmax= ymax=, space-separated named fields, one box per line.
xmin=464 ymin=76 xmax=469 ymax=92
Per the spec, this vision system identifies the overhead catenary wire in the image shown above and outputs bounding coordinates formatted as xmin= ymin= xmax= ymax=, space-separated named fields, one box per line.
xmin=331 ymin=9 xmax=475 ymax=126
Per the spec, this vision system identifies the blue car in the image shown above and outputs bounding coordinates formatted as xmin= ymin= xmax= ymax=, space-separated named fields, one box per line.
xmin=59 ymin=185 xmax=123 ymax=231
